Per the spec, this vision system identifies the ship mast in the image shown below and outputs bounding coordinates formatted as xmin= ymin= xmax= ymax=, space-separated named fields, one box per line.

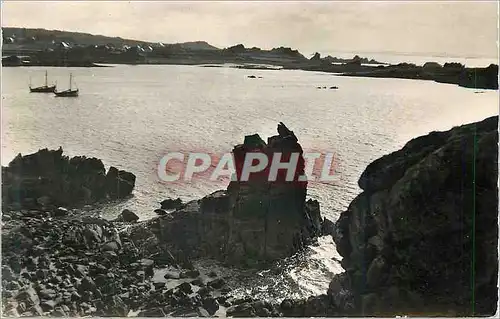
xmin=45 ymin=71 xmax=48 ymax=87
xmin=69 ymin=73 xmax=72 ymax=91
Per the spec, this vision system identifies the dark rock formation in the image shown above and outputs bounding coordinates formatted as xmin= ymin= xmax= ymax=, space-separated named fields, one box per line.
xmin=225 ymin=44 xmax=246 ymax=54
xmin=347 ymin=55 xmax=362 ymax=66
xmin=329 ymin=116 xmax=498 ymax=316
xmin=423 ymin=62 xmax=442 ymax=70
xmin=310 ymin=52 xmax=321 ymax=61
xmin=457 ymin=64 xmax=499 ymax=90
xmin=2 ymin=55 xmax=23 ymax=66
xmin=115 ymin=209 xmax=139 ymax=223
xmin=322 ymin=55 xmax=385 ymax=65
xmin=1 ymin=148 xmax=135 ymax=210
xmin=136 ymin=123 xmax=329 ymax=267
xmin=104 ymin=166 xmax=136 ymax=199
xmin=269 ymin=47 xmax=306 ymax=60
xmin=154 ymin=209 xmax=168 ymax=216
xmin=160 ymin=198 xmax=183 ymax=210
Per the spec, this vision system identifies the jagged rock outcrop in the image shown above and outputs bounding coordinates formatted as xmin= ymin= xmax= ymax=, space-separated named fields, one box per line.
xmin=137 ymin=123 xmax=328 ymax=267
xmin=322 ymin=55 xmax=384 ymax=65
xmin=115 ymin=209 xmax=140 ymax=223
xmin=1 ymin=148 xmax=136 ymax=210
xmin=224 ymin=44 xmax=246 ymax=54
xmin=310 ymin=52 xmax=321 ymax=61
xmin=270 ymin=47 xmax=306 ymax=60
xmin=329 ymin=116 xmax=498 ymax=316
xmin=160 ymin=198 xmax=183 ymax=210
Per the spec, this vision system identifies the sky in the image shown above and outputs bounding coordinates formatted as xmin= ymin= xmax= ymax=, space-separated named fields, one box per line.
xmin=1 ymin=1 xmax=498 ymax=59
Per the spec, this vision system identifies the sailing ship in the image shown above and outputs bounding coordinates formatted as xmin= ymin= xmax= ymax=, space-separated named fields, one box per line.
xmin=54 ymin=73 xmax=79 ymax=97
xmin=29 ymin=71 xmax=56 ymax=93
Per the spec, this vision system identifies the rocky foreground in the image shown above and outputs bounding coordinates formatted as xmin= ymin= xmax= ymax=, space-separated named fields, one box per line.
xmin=1 ymin=124 xmax=334 ymax=317
xmin=2 ymin=118 xmax=498 ymax=317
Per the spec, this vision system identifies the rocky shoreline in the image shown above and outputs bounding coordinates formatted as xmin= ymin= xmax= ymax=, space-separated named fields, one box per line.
xmin=1 ymin=55 xmax=106 ymax=68
xmin=3 ymin=28 xmax=498 ymax=90
xmin=2 ymin=118 xmax=498 ymax=316
xmin=337 ymin=62 xmax=499 ymax=90
xmin=1 ymin=124 xmax=334 ymax=317
xmin=292 ymin=54 xmax=499 ymax=90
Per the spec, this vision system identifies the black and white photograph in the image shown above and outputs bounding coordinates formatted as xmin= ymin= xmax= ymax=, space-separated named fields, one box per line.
xmin=1 ymin=1 xmax=498 ymax=317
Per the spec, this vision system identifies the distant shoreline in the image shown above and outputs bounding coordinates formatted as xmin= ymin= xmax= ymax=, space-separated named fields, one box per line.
xmin=2 ymin=27 xmax=497 ymax=90
xmin=2 ymin=62 xmax=110 ymax=68
xmin=4 ymin=60 xmax=498 ymax=90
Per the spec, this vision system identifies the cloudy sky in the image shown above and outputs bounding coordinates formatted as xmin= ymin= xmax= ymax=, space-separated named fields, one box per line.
xmin=2 ymin=1 xmax=498 ymax=58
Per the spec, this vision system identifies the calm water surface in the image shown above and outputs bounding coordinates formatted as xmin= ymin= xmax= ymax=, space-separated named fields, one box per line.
xmin=2 ymin=65 xmax=498 ymax=299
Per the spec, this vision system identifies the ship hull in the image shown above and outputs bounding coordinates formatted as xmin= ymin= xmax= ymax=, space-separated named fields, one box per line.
xmin=54 ymin=89 xmax=79 ymax=97
xmin=30 ymin=85 xmax=56 ymax=93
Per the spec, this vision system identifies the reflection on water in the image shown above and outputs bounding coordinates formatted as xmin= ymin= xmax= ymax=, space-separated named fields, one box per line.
xmin=2 ymin=64 xmax=497 ymax=297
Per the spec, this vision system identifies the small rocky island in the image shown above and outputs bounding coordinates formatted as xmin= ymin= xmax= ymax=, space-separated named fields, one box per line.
xmin=1 ymin=119 xmax=498 ymax=317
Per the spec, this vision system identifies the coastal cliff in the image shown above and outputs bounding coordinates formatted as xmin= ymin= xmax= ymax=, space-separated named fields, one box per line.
xmin=328 ymin=115 xmax=498 ymax=316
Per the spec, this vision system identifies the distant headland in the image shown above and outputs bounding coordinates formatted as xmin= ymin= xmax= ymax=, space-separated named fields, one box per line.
xmin=2 ymin=27 xmax=498 ymax=90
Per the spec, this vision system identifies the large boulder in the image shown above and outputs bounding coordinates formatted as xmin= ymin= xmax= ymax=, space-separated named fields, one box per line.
xmin=1 ymin=147 xmax=135 ymax=209
xmin=329 ymin=116 xmax=498 ymax=316
xmin=160 ymin=198 xmax=183 ymax=210
xmin=115 ymin=209 xmax=139 ymax=223
xmin=105 ymin=167 xmax=136 ymax=199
